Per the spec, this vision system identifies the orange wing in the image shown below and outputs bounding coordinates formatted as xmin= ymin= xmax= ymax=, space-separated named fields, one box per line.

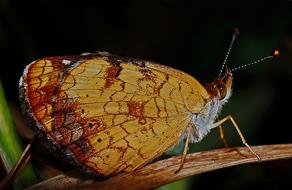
xmin=20 ymin=53 xmax=209 ymax=176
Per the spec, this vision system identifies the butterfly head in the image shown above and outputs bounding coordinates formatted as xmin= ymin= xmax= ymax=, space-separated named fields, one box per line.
xmin=206 ymin=70 xmax=233 ymax=101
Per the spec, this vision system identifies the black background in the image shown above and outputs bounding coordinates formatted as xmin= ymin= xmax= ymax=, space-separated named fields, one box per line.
xmin=1 ymin=1 xmax=292 ymax=189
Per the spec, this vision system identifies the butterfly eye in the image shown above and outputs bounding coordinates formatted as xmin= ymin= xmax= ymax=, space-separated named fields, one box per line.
xmin=218 ymin=85 xmax=227 ymax=100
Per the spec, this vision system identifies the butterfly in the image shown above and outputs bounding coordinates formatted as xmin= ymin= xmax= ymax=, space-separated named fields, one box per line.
xmin=19 ymin=33 xmax=277 ymax=177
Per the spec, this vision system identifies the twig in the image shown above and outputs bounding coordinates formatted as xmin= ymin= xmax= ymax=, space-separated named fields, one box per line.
xmin=0 ymin=138 xmax=33 ymax=190
xmin=26 ymin=144 xmax=292 ymax=190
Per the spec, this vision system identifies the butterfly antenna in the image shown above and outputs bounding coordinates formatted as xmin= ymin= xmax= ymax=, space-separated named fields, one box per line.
xmin=229 ymin=50 xmax=280 ymax=73
xmin=218 ymin=28 xmax=240 ymax=78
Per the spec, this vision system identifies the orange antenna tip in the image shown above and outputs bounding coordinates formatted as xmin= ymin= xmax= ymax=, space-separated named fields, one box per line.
xmin=274 ymin=50 xmax=280 ymax=56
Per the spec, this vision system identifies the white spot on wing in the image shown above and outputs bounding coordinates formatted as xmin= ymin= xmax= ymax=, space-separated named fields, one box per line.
xmin=80 ymin=52 xmax=92 ymax=56
xmin=62 ymin=59 xmax=71 ymax=65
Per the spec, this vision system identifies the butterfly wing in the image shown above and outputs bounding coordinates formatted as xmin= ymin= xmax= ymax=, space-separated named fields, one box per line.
xmin=20 ymin=53 xmax=209 ymax=176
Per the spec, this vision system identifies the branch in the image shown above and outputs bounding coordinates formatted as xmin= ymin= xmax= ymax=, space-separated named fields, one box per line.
xmin=26 ymin=144 xmax=292 ymax=190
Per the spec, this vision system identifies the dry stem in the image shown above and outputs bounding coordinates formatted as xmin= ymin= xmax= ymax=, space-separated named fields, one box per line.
xmin=26 ymin=144 xmax=292 ymax=190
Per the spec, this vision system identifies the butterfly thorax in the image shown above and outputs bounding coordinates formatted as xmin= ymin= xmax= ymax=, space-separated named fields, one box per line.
xmin=188 ymin=72 xmax=233 ymax=143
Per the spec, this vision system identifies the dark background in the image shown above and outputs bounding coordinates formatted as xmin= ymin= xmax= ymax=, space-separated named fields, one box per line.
xmin=1 ymin=1 xmax=292 ymax=189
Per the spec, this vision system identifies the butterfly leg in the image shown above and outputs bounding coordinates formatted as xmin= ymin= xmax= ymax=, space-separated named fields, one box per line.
xmin=175 ymin=127 xmax=191 ymax=174
xmin=212 ymin=115 xmax=261 ymax=162
xmin=219 ymin=125 xmax=229 ymax=147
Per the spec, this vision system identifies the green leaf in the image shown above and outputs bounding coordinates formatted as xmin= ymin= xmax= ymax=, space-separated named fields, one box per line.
xmin=0 ymin=80 xmax=38 ymax=189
